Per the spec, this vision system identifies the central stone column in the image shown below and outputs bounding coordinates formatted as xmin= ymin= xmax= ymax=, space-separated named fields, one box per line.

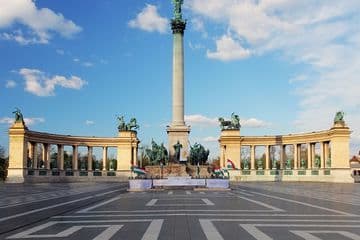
xmin=167 ymin=1 xmax=190 ymax=162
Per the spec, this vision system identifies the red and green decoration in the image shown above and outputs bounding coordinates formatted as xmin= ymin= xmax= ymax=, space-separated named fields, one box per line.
xmin=213 ymin=167 xmax=229 ymax=178
xmin=131 ymin=166 xmax=147 ymax=175
xmin=226 ymin=159 xmax=236 ymax=169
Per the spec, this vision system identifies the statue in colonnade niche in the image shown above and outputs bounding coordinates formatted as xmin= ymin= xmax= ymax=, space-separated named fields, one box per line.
xmin=314 ymin=156 xmax=321 ymax=168
xmin=300 ymin=158 xmax=306 ymax=169
xmin=286 ymin=159 xmax=292 ymax=169
xmin=242 ymin=158 xmax=249 ymax=170
xmin=257 ymin=159 xmax=263 ymax=170
xmin=271 ymin=158 xmax=277 ymax=169
xmin=326 ymin=157 xmax=331 ymax=168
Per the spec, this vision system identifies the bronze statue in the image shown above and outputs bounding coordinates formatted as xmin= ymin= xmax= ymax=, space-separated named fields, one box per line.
xmin=117 ymin=116 xmax=139 ymax=131
xmin=145 ymin=140 xmax=169 ymax=165
xmin=172 ymin=0 xmax=183 ymax=20
xmin=219 ymin=112 xmax=241 ymax=130
xmin=173 ymin=141 xmax=183 ymax=162
xmin=334 ymin=111 xmax=345 ymax=123
xmin=12 ymin=107 xmax=24 ymax=123
xmin=117 ymin=116 xmax=126 ymax=131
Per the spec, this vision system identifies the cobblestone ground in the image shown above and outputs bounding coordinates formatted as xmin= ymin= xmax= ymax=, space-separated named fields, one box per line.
xmin=1 ymin=182 xmax=360 ymax=240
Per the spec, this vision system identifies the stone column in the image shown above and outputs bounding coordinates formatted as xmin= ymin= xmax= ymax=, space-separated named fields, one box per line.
xmin=220 ymin=145 xmax=225 ymax=168
xmin=167 ymin=9 xmax=190 ymax=162
xmin=250 ymin=145 xmax=255 ymax=170
xmin=265 ymin=145 xmax=270 ymax=170
xmin=57 ymin=145 xmax=64 ymax=171
xmin=293 ymin=144 xmax=298 ymax=170
xmin=32 ymin=143 xmax=38 ymax=169
xmin=28 ymin=142 xmax=34 ymax=168
xmin=87 ymin=146 xmax=93 ymax=171
xmin=311 ymin=143 xmax=316 ymax=169
xmin=132 ymin=146 xmax=137 ymax=166
xmin=43 ymin=143 xmax=50 ymax=170
xmin=280 ymin=145 xmax=286 ymax=169
xmin=102 ymin=147 xmax=107 ymax=171
xmin=324 ymin=142 xmax=329 ymax=168
xmin=307 ymin=143 xmax=312 ymax=169
xmin=320 ymin=142 xmax=325 ymax=169
xmin=297 ymin=144 xmax=302 ymax=169
xmin=73 ymin=145 xmax=78 ymax=171
xmin=171 ymin=20 xmax=185 ymax=126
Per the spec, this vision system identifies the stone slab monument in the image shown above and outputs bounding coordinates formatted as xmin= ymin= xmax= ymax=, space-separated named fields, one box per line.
xmin=167 ymin=0 xmax=190 ymax=162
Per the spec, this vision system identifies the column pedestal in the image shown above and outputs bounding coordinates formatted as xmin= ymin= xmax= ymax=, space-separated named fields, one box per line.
xmin=167 ymin=125 xmax=190 ymax=162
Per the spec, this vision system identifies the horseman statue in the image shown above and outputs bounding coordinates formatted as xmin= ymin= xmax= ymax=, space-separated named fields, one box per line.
xmin=218 ymin=112 xmax=241 ymax=130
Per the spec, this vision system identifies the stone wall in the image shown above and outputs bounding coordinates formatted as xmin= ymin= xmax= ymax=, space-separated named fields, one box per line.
xmin=145 ymin=164 xmax=188 ymax=178
xmin=145 ymin=164 xmax=212 ymax=178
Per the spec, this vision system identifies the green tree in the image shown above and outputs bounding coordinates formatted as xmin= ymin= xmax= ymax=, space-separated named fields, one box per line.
xmin=0 ymin=145 xmax=8 ymax=180
xmin=189 ymin=143 xmax=209 ymax=165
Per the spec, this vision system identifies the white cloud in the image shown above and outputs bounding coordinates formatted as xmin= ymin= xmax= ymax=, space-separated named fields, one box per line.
xmin=85 ymin=120 xmax=94 ymax=125
xmin=5 ymin=80 xmax=16 ymax=88
xmin=207 ymin=35 xmax=251 ymax=61
xmin=187 ymin=0 xmax=360 ymax=155
xmin=0 ymin=0 xmax=82 ymax=44
xmin=73 ymin=58 xmax=80 ymax=62
xmin=0 ymin=117 xmax=13 ymax=125
xmin=185 ymin=114 xmax=269 ymax=129
xmin=56 ymin=49 xmax=64 ymax=55
xmin=202 ymin=136 xmax=218 ymax=142
xmin=241 ymin=118 xmax=270 ymax=128
xmin=189 ymin=41 xmax=204 ymax=50
xmin=0 ymin=116 xmax=44 ymax=126
xmin=185 ymin=114 xmax=218 ymax=127
xmin=19 ymin=68 xmax=87 ymax=96
xmin=24 ymin=117 xmax=44 ymax=126
xmin=82 ymin=62 xmax=94 ymax=67
xmin=128 ymin=4 xmax=168 ymax=33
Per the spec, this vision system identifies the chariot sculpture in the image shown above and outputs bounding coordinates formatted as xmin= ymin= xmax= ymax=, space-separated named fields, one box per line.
xmin=117 ymin=115 xmax=139 ymax=131
xmin=218 ymin=112 xmax=241 ymax=130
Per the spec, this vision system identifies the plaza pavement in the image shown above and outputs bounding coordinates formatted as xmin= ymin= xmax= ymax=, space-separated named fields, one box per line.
xmin=1 ymin=182 xmax=360 ymax=239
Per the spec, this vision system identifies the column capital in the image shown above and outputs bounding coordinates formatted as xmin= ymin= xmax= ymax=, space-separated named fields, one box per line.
xmin=171 ymin=19 xmax=186 ymax=34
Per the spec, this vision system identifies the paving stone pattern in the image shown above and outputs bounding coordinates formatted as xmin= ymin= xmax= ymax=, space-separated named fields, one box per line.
xmin=1 ymin=182 xmax=360 ymax=239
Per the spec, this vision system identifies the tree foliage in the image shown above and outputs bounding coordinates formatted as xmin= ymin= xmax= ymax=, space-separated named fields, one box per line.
xmin=0 ymin=145 xmax=8 ymax=180
xmin=189 ymin=143 xmax=209 ymax=165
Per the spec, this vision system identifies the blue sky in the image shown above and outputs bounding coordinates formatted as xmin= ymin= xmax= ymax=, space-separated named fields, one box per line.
xmin=1 ymin=0 xmax=359 ymax=158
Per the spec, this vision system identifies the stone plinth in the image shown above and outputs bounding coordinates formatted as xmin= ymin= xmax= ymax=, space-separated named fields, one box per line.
xmin=206 ymin=179 xmax=230 ymax=189
xmin=187 ymin=165 xmax=211 ymax=178
xmin=153 ymin=177 xmax=205 ymax=188
xmin=145 ymin=164 xmax=188 ymax=178
xmin=128 ymin=179 xmax=152 ymax=191
xmin=167 ymin=125 xmax=190 ymax=162
xmin=7 ymin=122 xmax=27 ymax=183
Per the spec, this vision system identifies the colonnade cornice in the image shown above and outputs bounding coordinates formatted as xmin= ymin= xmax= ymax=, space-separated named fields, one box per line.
xmin=219 ymin=128 xmax=344 ymax=146
xmin=25 ymin=130 xmax=138 ymax=147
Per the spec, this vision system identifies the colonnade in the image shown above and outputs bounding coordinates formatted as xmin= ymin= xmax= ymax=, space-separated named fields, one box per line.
xmin=236 ymin=142 xmax=331 ymax=170
xmin=219 ymin=122 xmax=351 ymax=172
xmin=7 ymin=120 xmax=139 ymax=183
xmin=27 ymin=143 xmax=118 ymax=171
